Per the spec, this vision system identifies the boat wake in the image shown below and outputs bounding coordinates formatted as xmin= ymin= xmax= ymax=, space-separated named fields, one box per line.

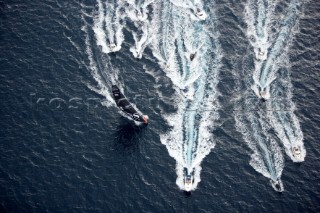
xmin=80 ymin=0 xmax=306 ymax=192
xmin=237 ymin=0 xmax=306 ymax=191
xmin=93 ymin=0 xmax=126 ymax=53
xmin=265 ymin=68 xmax=306 ymax=162
xmin=170 ymin=0 xmax=208 ymax=21
xmin=150 ymin=1 xmax=221 ymax=191
xmin=82 ymin=0 xmax=221 ymax=191
xmin=245 ymin=0 xmax=303 ymax=98
xmin=81 ymin=0 xmax=147 ymax=122
xmin=234 ymin=87 xmax=284 ymax=192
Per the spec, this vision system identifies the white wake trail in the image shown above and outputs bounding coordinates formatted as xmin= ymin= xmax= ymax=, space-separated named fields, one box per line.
xmin=150 ymin=0 xmax=181 ymax=87
xmin=125 ymin=0 xmax=155 ymax=22
xmin=234 ymin=98 xmax=284 ymax=192
xmin=93 ymin=0 xmax=126 ymax=54
xmin=244 ymin=0 xmax=279 ymax=62
xmin=125 ymin=0 xmax=156 ymax=59
xmin=238 ymin=0 xmax=306 ymax=191
xmin=82 ymin=1 xmax=146 ymax=121
xmin=82 ymin=10 xmax=116 ymax=107
xmin=258 ymin=0 xmax=302 ymax=89
xmin=247 ymin=0 xmax=303 ymax=98
xmin=129 ymin=21 xmax=154 ymax=59
xmin=248 ymin=0 xmax=306 ymax=162
xmin=170 ymin=0 xmax=207 ymax=20
xmin=266 ymin=93 xmax=306 ymax=162
xmin=151 ymin=1 xmax=221 ymax=191
xmin=265 ymin=51 xmax=306 ymax=162
xmin=244 ymin=0 xmax=279 ymax=97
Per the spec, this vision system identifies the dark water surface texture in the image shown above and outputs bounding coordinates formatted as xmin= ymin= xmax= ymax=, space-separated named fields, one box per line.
xmin=0 ymin=0 xmax=320 ymax=212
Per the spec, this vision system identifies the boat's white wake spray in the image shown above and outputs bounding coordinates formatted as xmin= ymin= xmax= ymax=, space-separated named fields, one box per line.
xmin=245 ymin=0 xmax=279 ymax=98
xmin=234 ymin=93 xmax=284 ymax=192
xmin=82 ymin=13 xmax=118 ymax=107
xmin=151 ymin=1 xmax=221 ymax=191
xmin=129 ymin=21 xmax=154 ymax=59
xmin=237 ymin=0 xmax=306 ymax=191
xmin=246 ymin=0 xmax=303 ymax=100
xmin=124 ymin=0 xmax=156 ymax=59
xmin=82 ymin=1 xmax=149 ymax=121
xmin=266 ymin=95 xmax=306 ymax=162
xmin=92 ymin=0 xmax=126 ymax=53
xmin=125 ymin=0 xmax=155 ymax=22
xmin=265 ymin=55 xmax=306 ymax=162
xmin=249 ymin=0 xmax=306 ymax=162
xmin=150 ymin=0 xmax=181 ymax=87
xmin=170 ymin=0 xmax=207 ymax=21
xmin=244 ymin=0 xmax=279 ymax=62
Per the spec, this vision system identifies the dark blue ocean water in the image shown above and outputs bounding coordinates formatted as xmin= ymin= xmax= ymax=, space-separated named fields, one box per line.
xmin=0 ymin=0 xmax=320 ymax=212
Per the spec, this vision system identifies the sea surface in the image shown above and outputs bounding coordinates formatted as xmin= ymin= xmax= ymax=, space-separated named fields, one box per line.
xmin=0 ymin=0 xmax=320 ymax=212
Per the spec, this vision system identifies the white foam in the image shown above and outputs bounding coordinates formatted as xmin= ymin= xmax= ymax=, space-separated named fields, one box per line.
xmin=82 ymin=2 xmax=147 ymax=124
xmin=82 ymin=20 xmax=114 ymax=105
xmin=153 ymin=1 xmax=221 ymax=191
xmin=246 ymin=0 xmax=301 ymax=93
xmin=245 ymin=0 xmax=305 ymax=162
xmin=237 ymin=0 xmax=305 ymax=191
xmin=266 ymin=81 xmax=306 ymax=162
xmin=125 ymin=0 xmax=155 ymax=22
xmin=93 ymin=0 xmax=126 ymax=54
xmin=235 ymin=111 xmax=284 ymax=191
xmin=170 ymin=0 xmax=207 ymax=21
xmin=129 ymin=21 xmax=154 ymax=59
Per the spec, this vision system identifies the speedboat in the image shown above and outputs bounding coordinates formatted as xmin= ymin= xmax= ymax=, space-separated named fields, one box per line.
xmin=292 ymin=146 xmax=301 ymax=159
xmin=258 ymin=48 xmax=264 ymax=56
xmin=260 ymin=90 xmax=268 ymax=102
xmin=137 ymin=11 xmax=142 ymax=19
xmin=195 ymin=8 xmax=206 ymax=20
xmin=249 ymin=35 xmax=256 ymax=42
xmin=252 ymin=80 xmax=274 ymax=101
xmin=271 ymin=179 xmax=284 ymax=192
xmin=110 ymin=43 xmax=116 ymax=51
xmin=259 ymin=86 xmax=271 ymax=101
xmin=135 ymin=49 xmax=143 ymax=59
xmin=255 ymin=47 xmax=268 ymax=61
xmin=190 ymin=53 xmax=196 ymax=61
xmin=184 ymin=175 xmax=193 ymax=191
